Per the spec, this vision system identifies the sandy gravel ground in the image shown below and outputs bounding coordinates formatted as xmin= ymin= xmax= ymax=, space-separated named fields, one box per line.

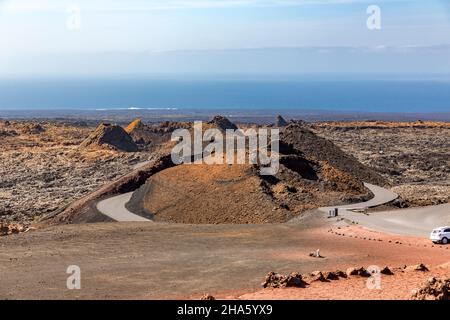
xmin=1 ymin=214 xmax=449 ymax=300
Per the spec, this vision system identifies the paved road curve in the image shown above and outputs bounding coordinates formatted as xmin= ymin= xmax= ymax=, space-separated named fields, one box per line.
xmin=99 ymin=182 xmax=397 ymax=223
xmin=320 ymin=183 xmax=399 ymax=212
xmin=97 ymin=192 xmax=151 ymax=222
xmin=98 ymin=181 xmax=449 ymax=238
xmin=338 ymin=203 xmax=450 ymax=237
xmin=320 ymin=183 xmax=450 ymax=237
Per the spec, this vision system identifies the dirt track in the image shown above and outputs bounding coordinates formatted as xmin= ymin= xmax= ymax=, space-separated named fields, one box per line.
xmin=1 ymin=211 xmax=449 ymax=300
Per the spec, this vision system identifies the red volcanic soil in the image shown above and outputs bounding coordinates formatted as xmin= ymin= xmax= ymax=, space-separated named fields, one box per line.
xmin=230 ymin=267 xmax=450 ymax=300
xmin=185 ymin=226 xmax=450 ymax=300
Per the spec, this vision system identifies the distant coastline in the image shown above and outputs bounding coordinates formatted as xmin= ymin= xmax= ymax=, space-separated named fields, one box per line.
xmin=0 ymin=77 xmax=449 ymax=115
xmin=1 ymin=108 xmax=449 ymax=123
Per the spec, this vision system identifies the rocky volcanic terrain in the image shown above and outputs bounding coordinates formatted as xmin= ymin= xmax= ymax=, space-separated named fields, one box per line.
xmin=0 ymin=120 xmax=149 ymax=224
xmin=0 ymin=117 xmax=448 ymax=225
xmin=311 ymin=121 xmax=450 ymax=207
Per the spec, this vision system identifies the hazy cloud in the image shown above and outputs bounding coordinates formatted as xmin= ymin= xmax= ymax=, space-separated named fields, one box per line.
xmin=0 ymin=0 xmax=408 ymax=13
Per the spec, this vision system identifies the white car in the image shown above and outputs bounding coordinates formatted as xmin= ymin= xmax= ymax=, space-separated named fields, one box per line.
xmin=430 ymin=226 xmax=450 ymax=244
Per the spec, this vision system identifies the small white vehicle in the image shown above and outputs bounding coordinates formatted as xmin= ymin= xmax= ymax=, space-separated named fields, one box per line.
xmin=430 ymin=226 xmax=450 ymax=244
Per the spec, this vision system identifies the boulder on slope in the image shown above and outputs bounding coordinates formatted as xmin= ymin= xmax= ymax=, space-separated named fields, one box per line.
xmin=80 ymin=123 xmax=138 ymax=152
xmin=275 ymin=115 xmax=289 ymax=127
xmin=207 ymin=115 xmax=238 ymax=131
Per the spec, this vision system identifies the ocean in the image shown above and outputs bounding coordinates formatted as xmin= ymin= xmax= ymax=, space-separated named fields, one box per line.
xmin=0 ymin=77 xmax=449 ymax=113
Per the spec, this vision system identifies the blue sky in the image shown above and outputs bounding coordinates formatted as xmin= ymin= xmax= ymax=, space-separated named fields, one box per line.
xmin=1 ymin=0 xmax=449 ymax=76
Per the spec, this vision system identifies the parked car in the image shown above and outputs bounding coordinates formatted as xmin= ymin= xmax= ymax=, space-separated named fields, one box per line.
xmin=430 ymin=226 xmax=450 ymax=244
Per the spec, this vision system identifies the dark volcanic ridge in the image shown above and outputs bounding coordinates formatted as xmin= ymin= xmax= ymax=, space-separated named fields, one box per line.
xmin=280 ymin=124 xmax=386 ymax=187
xmin=275 ymin=115 xmax=289 ymax=127
xmin=125 ymin=118 xmax=191 ymax=147
xmin=208 ymin=115 xmax=238 ymax=131
xmin=80 ymin=123 xmax=138 ymax=152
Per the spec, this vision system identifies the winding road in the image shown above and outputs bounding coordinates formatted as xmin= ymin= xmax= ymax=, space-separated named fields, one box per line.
xmin=340 ymin=203 xmax=450 ymax=237
xmin=320 ymin=183 xmax=450 ymax=237
xmin=320 ymin=183 xmax=399 ymax=212
xmin=97 ymin=192 xmax=151 ymax=222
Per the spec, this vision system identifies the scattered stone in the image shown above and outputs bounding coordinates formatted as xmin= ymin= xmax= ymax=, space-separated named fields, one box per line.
xmin=262 ymin=272 xmax=307 ymax=288
xmin=392 ymin=198 xmax=409 ymax=208
xmin=334 ymin=270 xmax=348 ymax=278
xmin=405 ymin=263 xmax=429 ymax=272
xmin=346 ymin=267 xmax=370 ymax=277
xmin=0 ymin=222 xmax=26 ymax=236
xmin=307 ymin=271 xmax=328 ymax=282
xmin=200 ymin=294 xmax=216 ymax=300
xmin=380 ymin=266 xmax=394 ymax=275
xmin=411 ymin=277 xmax=450 ymax=300
xmin=323 ymin=271 xmax=342 ymax=280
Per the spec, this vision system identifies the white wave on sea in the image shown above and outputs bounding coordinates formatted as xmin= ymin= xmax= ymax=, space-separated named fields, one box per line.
xmin=93 ymin=107 xmax=178 ymax=111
